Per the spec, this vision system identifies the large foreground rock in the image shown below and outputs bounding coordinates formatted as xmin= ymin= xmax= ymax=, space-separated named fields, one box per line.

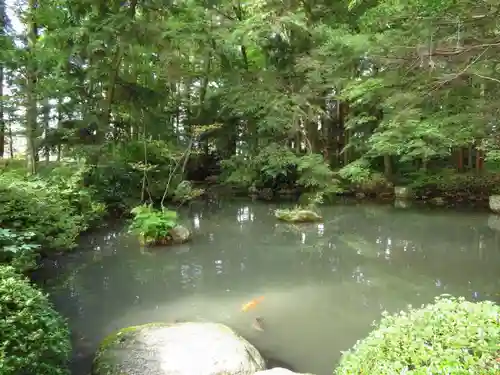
xmin=92 ymin=322 xmax=266 ymax=375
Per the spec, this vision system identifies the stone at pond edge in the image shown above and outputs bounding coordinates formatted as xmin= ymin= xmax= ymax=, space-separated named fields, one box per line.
xmin=394 ymin=186 xmax=414 ymax=199
xmin=488 ymin=195 xmax=500 ymax=213
xmin=92 ymin=322 xmax=266 ymax=375
xmin=430 ymin=196 xmax=446 ymax=206
xmin=255 ymin=368 xmax=315 ymax=375
xmin=274 ymin=209 xmax=322 ymax=223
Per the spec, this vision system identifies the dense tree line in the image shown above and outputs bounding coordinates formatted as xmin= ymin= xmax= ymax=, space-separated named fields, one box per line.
xmin=0 ymin=0 xmax=498 ymax=203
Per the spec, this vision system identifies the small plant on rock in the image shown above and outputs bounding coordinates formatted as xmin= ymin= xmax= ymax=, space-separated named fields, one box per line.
xmin=275 ymin=192 xmax=324 ymax=223
xmin=335 ymin=295 xmax=500 ymax=375
xmin=274 ymin=206 xmax=323 ymax=223
xmin=128 ymin=204 xmax=179 ymax=246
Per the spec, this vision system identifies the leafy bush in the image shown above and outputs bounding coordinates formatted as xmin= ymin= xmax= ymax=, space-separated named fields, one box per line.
xmin=171 ymin=180 xmax=205 ymax=203
xmin=410 ymin=169 xmax=500 ymax=198
xmin=128 ymin=204 xmax=178 ymax=246
xmin=0 ymin=162 xmax=106 ymax=256
xmin=85 ymin=140 xmax=201 ymax=208
xmin=0 ymin=173 xmax=84 ymax=250
xmin=338 ymin=160 xmax=392 ymax=194
xmin=221 ymin=145 xmax=336 ymax=196
xmin=0 ymin=265 xmax=71 ymax=375
xmin=0 ymin=228 xmax=40 ymax=272
xmin=42 ymin=162 xmax=106 ymax=224
xmin=336 ymin=295 xmax=500 ymax=375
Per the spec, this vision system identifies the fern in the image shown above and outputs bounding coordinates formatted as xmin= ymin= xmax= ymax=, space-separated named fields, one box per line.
xmin=129 ymin=204 xmax=178 ymax=243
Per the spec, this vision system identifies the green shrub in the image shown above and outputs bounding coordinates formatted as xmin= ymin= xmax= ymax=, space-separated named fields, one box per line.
xmin=338 ymin=161 xmax=392 ymax=194
xmin=0 ymin=228 xmax=40 ymax=272
xmin=410 ymin=169 xmax=500 ymax=198
xmin=0 ymin=173 xmax=84 ymax=251
xmin=128 ymin=204 xmax=178 ymax=245
xmin=42 ymin=162 xmax=106 ymax=224
xmin=0 ymin=265 xmax=71 ymax=375
xmin=336 ymin=295 xmax=500 ymax=375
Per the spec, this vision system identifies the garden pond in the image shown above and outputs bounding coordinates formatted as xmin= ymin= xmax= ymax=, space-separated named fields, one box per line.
xmin=38 ymin=199 xmax=500 ymax=375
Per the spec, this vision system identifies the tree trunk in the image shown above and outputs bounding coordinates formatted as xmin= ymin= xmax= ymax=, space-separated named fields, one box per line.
xmin=383 ymin=155 xmax=392 ymax=178
xmin=42 ymin=97 xmax=50 ymax=163
xmin=26 ymin=0 xmax=38 ymax=174
xmin=0 ymin=0 xmax=6 ymax=158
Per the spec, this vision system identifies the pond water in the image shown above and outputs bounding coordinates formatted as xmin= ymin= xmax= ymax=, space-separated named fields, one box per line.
xmin=39 ymin=200 xmax=500 ymax=375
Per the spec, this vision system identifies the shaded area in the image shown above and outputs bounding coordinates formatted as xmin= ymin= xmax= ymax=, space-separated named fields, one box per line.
xmin=38 ymin=200 xmax=500 ymax=375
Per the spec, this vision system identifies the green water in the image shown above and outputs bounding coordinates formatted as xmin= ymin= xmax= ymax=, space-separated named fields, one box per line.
xmin=40 ymin=200 xmax=500 ymax=375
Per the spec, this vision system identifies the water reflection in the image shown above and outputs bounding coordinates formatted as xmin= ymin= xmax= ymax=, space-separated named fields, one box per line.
xmin=40 ymin=201 xmax=500 ymax=375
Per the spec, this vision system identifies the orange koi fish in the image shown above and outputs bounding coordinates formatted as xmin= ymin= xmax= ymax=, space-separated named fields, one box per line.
xmin=241 ymin=296 xmax=264 ymax=312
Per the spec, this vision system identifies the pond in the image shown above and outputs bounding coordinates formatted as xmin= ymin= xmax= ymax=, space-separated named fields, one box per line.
xmin=39 ymin=200 xmax=500 ymax=375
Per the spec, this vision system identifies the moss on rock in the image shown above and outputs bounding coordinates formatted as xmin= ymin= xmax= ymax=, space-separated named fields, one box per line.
xmin=274 ymin=208 xmax=322 ymax=223
xmin=92 ymin=322 xmax=266 ymax=375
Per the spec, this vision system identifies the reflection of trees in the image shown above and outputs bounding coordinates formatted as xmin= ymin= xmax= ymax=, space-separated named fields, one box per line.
xmin=327 ymin=205 xmax=500 ymax=298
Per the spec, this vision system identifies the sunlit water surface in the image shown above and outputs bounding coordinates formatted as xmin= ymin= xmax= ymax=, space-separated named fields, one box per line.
xmin=39 ymin=200 xmax=500 ymax=375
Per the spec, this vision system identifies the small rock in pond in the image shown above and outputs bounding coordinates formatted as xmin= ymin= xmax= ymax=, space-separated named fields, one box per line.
xmin=169 ymin=225 xmax=192 ymax=244
xmin=274 ymin=208 xmax=322 ymax=223
xmin=252 ymin=317 xmax=265 ymax=332
xmin=92 ymin=322 xmax=265 ymax=375
xmin=255 ymin=367 xmax=315 ymax=375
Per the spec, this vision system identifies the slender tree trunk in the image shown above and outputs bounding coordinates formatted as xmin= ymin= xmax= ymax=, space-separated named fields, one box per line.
xmin=7 ymin=121 xmax=13 ymax=158
xmin=56 ymin=98 xmax=63 ymax=160
xmin=0 ymin=0 xmax=5 ymax=158
xmin=25 ymin=0 xmax=38 ymax=174
xmin=42 ymin=97 xmax=50 ymax=163
xmin=383 ymin=155 xmax=392 ymax=177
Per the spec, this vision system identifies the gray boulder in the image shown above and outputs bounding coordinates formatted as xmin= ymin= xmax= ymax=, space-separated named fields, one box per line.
xmin=169 ymin=225 xmax=191 ymax=244
xmin=92 ymin=322 xmax=266 ymax=375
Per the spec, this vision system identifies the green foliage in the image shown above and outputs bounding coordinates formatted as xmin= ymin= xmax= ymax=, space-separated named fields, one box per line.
xmin=221 ymin=144 xmax=337 ymax=198
xmin=336 ymin=295 xmax=500 ymax=375
xmin=338 ymin=160 xmax=373 ymax=184
xmin=410 ymin=169 xmax=500 ymax=198
xmin=41 ymin=162 xmax=106 ymax=224
xmin=172 ymin=180 xmax=205 ymax=203
xmin=3 ymin=0 xmax=500 ymax=209
xmin=0 ymin=163 xmax=106 ymax=260
xmin=0 ymin=228 xmax=40 ymax=272
xmin=0 ymin=173 xmax=84 ymax=251
xmin=338 ymin=160 xmax=392 ymax=194
xmin=86 ymin=141 xmax=197 ymax=209
xmin=0 ymin=265 xmax=71 ymax=375
xmin=128 ymin=204 xmax=179 ymax=245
